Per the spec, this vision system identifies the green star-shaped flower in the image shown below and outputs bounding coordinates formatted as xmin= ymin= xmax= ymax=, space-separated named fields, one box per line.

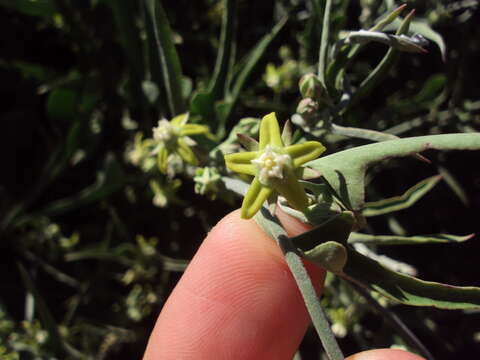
xmin=152 ymin=113 xmax=211 ymax=173
xmin=225 ymin=112 xmax=325 ymax=219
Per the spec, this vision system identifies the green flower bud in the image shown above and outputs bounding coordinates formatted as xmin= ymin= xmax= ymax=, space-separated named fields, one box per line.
xmin=299 ymin=73 xmax=324 ymax=99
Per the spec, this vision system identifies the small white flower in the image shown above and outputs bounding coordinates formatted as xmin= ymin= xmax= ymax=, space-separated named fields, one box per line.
xmin=153 ymin=119 xmax=175 ymax=142
xmin=251 ymin=145 xmax=291 ymax=185
xmin=331 ymin=323 xmax=347 ymax=338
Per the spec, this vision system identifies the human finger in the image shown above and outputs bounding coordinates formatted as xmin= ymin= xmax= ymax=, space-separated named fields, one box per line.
xmin=143 ymin=209 xmax=325 ymax=360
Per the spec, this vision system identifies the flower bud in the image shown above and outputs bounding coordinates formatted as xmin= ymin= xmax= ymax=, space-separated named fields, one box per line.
xmin=299 ymin=73 xmax=324 ymax=99
xmin=296 ymin=98 xmax=319 ymax=121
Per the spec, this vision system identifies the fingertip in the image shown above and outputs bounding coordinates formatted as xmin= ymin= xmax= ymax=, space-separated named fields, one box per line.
xmin=346 ymin=349 xmax=426 ymax=360
xmin=144 ymin=209 xmax=324 ymax=359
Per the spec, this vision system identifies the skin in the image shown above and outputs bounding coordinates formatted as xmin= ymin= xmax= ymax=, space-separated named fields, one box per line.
xmin=143 ymin=209 xmax=425 ymax=360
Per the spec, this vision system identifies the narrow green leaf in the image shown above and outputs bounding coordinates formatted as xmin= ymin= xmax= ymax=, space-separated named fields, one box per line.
xmin=208 ymin=0 xmax=237 ymax=99
xmin=331 ymin=124 xmax=430 ymax=164
xmin=225 ymin=16 xmax=288 ymax=131
xmin=370 ymin=4 xmax=408 ymax=32
xmin=348 ymin=232 xmax=475 ymax=245
xmin=143 ymin=0 xmax=185 ymax=115
xmin=326 ymin=4 xmax=407 ymax=94
xmin=318 ymin=0 xmax=332 ymax=86
xmin=344 ymin=10 xmax=415 ymax=111
xmin=0 ymin=0 xmax=56 ymax=17
xmin=331 ymin=124 xmax=399 ymax=142
xmin=307 ymin=133 xmax=480 ymax=211
xmin=110 ymin=0 xmax=146 ymax=106
xmin=343 ymin=248 xmax=480 ymax=309
xmin=438 ymin=165 xmax=469 ymax=206
xmin=363 ymin=175 xmax=442 ymax=217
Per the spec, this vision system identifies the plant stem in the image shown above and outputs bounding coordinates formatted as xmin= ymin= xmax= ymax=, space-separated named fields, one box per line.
xmin=255 ymin=209 xmax=344 ymax=360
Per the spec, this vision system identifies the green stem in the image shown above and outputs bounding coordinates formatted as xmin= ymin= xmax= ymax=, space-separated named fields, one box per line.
xmin=255 ymin=209 xmax=344 ymax=360
xmin=278 ymin=235 xmax=344 ymax=360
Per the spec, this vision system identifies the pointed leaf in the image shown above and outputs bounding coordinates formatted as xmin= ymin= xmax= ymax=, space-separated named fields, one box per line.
xmin=224 ymin=151 xmax=257 ymax=176
xmin=237 ymin=133 xmax=259 ymax=151
xmin=363 ymin=175 xmax=442 ymax=217
xmin=348 ymin=232 xmax=475 ymax=245
xmin=317 ymin=0 xmax=332 ymax=86
xmin=241 ymin=178 xmax=273 ymax=219
xmin=342 ymin=248 xmax=480 ymax=309
xmin=281 ymin=120 xmax=293 ymax=146
xmin=344 ymin=10 xmax=415 ymax=111
xmin=304 ymin=242 xmax=348 ymax=274
xmin=286 ymin=141 xmax=326 ymax=167
xmin=291 ymin=211 xmax=355 ymax=249
xmin=307 ymin=133 xmax=480 ymax=211
xmin=370 ymin=4 xmax=408 ymax=32
xmin=143 ymin=0 xmax=185 ymax=115
xmin=259 ymin=112 xmax=283 ymax=149
xmin=227 ymin=16 xmax=288 ymax=123
xmin=208 ymin=0 xmax=237 ymax=99
xmin=289 ymin=212 xmax=354 ymax=273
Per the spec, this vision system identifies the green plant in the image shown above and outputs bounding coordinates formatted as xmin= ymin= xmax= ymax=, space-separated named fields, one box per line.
xmin=1 ymin=0 xmax=480 ymax=359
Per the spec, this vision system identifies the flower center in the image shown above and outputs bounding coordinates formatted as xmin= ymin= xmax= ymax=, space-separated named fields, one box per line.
xmin=153 ymin=119 xmax=176 ymax=143
xmin=251 ymin=145 xmax=291 ymax=185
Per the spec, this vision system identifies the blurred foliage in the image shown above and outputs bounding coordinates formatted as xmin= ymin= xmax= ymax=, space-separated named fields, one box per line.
xmin=0 ymin=0 xmax=479 ymax=359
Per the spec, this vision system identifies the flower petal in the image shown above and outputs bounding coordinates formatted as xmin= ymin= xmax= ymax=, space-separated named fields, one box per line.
xmin=241 ymin=177 xmax=273 ymax=219
xmin=270 ymin=168 xmax=309 ymax=212
xmin=286 ymin=141 xmax=326 ymax=168
xmin=179 ymin=124 xmax=210 ymax=136
xmin=157 ymin=146 xmax=168 ymax=173
xmin=177 ymin=138 xmax=198 ymax=165
xmin=171 ymin=113 xmax=189 ymax=126
xmin=259 ymin=112 xmax=284 ymax=150
xmin=224 ymin=151 xmax=257 ymax=176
